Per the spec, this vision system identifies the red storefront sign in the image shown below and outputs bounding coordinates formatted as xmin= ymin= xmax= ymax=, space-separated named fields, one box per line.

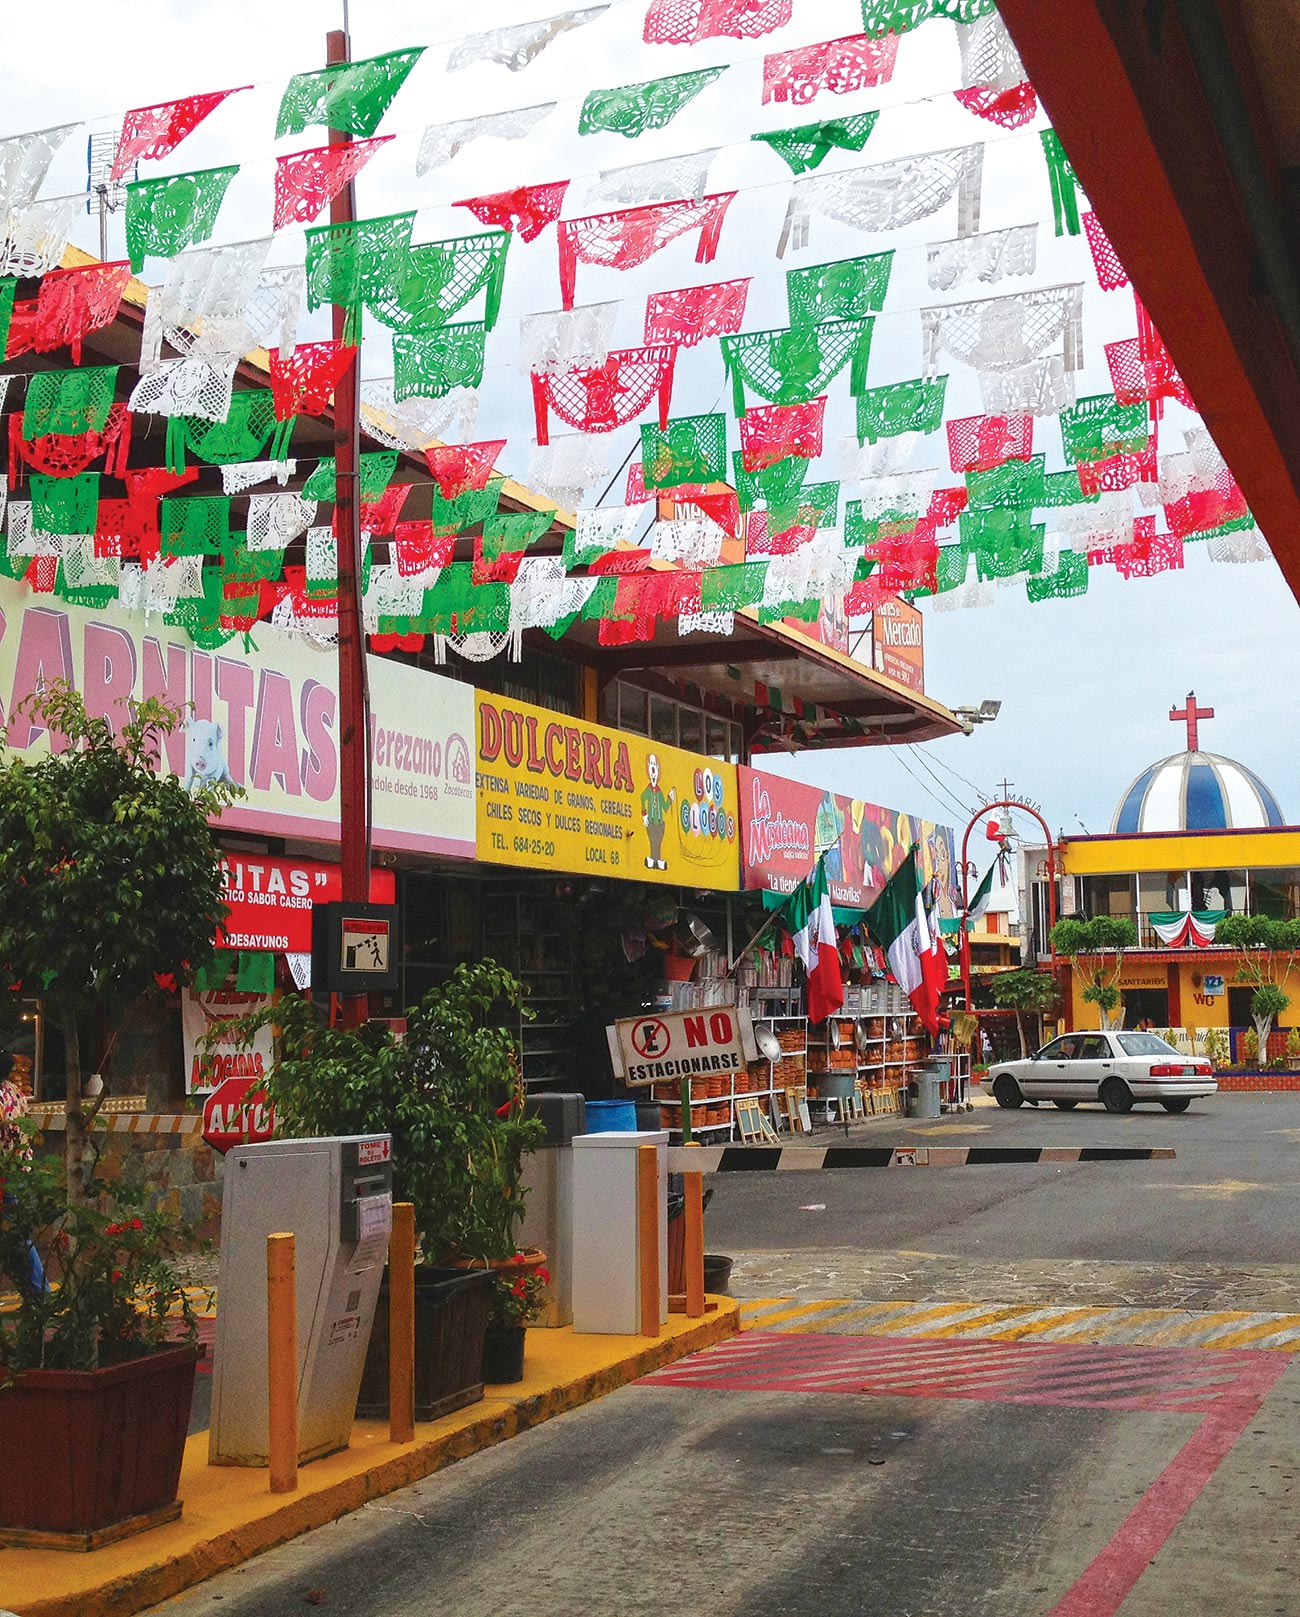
xmin=739 ymin=766 xmax=960 ymax=919
xmin=218 ymin=854 xmax=396 ymax=952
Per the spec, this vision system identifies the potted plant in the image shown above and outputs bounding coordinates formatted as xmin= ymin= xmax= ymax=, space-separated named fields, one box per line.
xmin=483 ymin=1261 xmax=551 ymax=1384
xmin=0 ymin=1144 xmax=207 ymax=1547
xmin=227 ymin=961 xmax=546 ymax=1420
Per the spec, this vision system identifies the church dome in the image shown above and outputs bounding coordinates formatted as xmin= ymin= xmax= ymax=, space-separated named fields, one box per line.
xmin=1112 ymin=751 xmax=1285 ymax=834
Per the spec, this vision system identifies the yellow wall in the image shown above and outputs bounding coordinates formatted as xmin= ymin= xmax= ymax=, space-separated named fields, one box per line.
xmin=1067 ymin=959 xmax=1300 ymax=1030
xmin=1062 ymin=829 xmax=1300 ymax=876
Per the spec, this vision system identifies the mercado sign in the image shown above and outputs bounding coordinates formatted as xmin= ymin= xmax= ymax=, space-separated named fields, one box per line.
xmin=474 ymin=693 xmax=740 ymax=889
xmin=740 ymin=765 xmax=959 ymax=918
xmin=871 ymin=599 xmax=925 ymax=693
xmin=0 ymin=579 xmax=475 ymax=858
xmin=610 ymin=1005 xmax=755 ymax=1089
xmin=219 ymin=853 xmax=396 ymax=952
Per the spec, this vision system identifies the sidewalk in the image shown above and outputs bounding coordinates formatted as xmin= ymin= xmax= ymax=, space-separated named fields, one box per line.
xmin=3 ymin=1302 xmax=738 ymax=1617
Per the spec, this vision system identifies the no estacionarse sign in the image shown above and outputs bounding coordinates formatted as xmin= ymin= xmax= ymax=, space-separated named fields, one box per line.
xmin=609 ymin=1005 xmax=758 ymax=1089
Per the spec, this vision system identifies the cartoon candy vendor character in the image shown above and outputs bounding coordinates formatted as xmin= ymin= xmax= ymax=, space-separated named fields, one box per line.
xmin=641 ymin=753 xmax=676 ymax=871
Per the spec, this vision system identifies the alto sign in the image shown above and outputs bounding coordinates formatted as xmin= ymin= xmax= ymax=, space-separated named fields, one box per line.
xmin=201 ymin=1076 xmax=276 ymax=1154
xmin=608 ymin=1005 xmax=758 ymax=1090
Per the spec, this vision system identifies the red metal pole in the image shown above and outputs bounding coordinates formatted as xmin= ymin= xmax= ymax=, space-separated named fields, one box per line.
xmin=960 ymin=813 xmax=976 ymax=1012
xmin=327 ymin=27 xmax=371 ymax=1029
xmin=959 ymin=800 xmax=1060 ymax=1013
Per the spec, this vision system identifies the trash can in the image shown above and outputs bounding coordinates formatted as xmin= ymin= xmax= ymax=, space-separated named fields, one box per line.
xmin=906 ymin=1064 xmax=943 ymax=1120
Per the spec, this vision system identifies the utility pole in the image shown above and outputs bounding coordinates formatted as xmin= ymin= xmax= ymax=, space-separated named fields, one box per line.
xmin=326 ymin=26 xmax=372 ymax=1029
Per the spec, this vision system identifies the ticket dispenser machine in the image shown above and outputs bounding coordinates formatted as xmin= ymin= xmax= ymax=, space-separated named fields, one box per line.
xmin=210 ymin=1135 xmax=393 ymax=1467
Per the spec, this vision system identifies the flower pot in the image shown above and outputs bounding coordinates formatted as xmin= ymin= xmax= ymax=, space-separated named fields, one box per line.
xmin=451 ymin=1246 xmax=548 ymax=1280
xmin=356 ymin=1266 xmax=494 ymax=1424
xmin=482 ymin=1324 xmax=526 ymax=1384
xmin=0 ymin=1342 xmax=201 ymax=1550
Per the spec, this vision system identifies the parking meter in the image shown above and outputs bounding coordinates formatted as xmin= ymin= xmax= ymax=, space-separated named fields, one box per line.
xmin=210 ymin=1135 xmax=393 ymax=1467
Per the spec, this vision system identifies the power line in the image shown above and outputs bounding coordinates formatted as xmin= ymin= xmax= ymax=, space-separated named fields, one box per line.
xmin=903 ymin=744 xmax=979 ymax=821
xmin=911 ymin=744 xmax=995 ymax=810
xmin=885 ymin=742 xmax=973 ymax=824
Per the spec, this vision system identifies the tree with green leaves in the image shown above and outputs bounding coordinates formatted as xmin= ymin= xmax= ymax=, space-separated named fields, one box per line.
xmin=987 ymin=969 xmax=1062 ymax=1056
xmin=1049 ymin=916 xmax=1137 ymax=1030
xmin=1216 ymin=915 xmax=1300 ymax=1066
xmin=0 ymin=683 xmax=234 ymax=1197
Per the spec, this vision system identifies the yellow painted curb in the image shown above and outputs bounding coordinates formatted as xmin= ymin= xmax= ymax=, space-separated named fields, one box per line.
xmin=4 ymin=1301 xmax=739 ymax=1617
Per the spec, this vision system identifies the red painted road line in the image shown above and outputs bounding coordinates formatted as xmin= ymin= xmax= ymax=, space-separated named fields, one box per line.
xmin=1046 ymin=1359 xmax=1290 ymax=1617
xmin=644 ymin=1334 xmax=1279 ymax=1416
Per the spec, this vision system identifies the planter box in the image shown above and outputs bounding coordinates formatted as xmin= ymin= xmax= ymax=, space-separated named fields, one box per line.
xmin=356 ymin=1266 xmax=493 ymax=1423
xmin=0 ymin=1343 xmax=201 ymax=1550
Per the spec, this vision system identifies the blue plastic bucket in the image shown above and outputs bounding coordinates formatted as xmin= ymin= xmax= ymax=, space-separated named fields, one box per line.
xmin=583 ymin=1100 xmax=638 ymax=1132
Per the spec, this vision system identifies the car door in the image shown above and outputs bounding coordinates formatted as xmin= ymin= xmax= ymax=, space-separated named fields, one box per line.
xmin=1073 ymin=1034 xmax=1114 ymax=1098
xmin=1023 ymin=1036 xmax=1078 ymax=1099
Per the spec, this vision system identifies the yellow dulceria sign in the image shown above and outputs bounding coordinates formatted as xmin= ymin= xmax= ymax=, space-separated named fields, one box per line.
xmin=474 ymin=692 xmax=740 ymax=889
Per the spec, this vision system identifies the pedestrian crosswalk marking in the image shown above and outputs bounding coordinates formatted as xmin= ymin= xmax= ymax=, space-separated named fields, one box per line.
xmin=737 ymin=1297 xmax=1300 ymax=1351
xmin=644 ymin=1330 xmax=1288 ymax=1413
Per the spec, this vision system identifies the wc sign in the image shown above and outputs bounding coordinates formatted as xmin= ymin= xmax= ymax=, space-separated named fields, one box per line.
xmin=610 ymin=1005 xmax=756 ymax=1089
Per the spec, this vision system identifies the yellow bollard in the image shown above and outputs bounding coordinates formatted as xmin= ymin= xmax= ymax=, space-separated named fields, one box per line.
xmin=389 ymin=1202 xmax=416 ymax=1444
xmin=684 ymin=1142 xmax=705 ymax=1320
xmin=266 ymin=1232 xmax=298 ymax=1494
xmin=637 ymin=1144 xmax=661 ymax=1339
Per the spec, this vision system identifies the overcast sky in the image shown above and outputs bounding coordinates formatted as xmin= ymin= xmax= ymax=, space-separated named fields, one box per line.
xmin=6 ymin=0 xmax=1295 ymax=859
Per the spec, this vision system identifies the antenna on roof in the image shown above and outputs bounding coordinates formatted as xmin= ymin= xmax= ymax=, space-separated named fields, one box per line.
xmin=85 ymin=129 xmax=133 ymax=261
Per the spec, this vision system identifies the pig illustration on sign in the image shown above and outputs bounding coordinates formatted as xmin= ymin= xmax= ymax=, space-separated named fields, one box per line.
xmin=182 ymin=718 xmax=236 ymax=792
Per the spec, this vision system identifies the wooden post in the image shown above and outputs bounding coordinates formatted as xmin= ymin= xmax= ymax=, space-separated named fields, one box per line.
xmin=266 ymin=1232 xmax=298 ymax=1494
xmin=388 ymin=1202 xmax=416 ymax=1444
xmin=636 ymin=1144 xmax=660 ymax=1339
xmin=683 ymin=1143 xmax=705 ymax=1320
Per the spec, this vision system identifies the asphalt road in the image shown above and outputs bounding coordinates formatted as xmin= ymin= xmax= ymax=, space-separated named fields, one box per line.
xmin=156 ymin=1383 xmax=1203 ymax=1617
xmin=710 ymin=1092 xmax=1300 ymax=1309
xmin=152 ymin=1092 xmax=1300 ymax=1617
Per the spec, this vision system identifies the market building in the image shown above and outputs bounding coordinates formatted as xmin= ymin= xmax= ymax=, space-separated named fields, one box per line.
xmin=2 ymin=255 xmax=969 ymax=1206
xmin=1022 ymin=694 xmax=1300 ymax=1047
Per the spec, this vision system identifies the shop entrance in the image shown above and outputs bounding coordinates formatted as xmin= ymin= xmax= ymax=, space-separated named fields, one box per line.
xmin=1228 ymin=986 xmax=1254 ymax=1029
xmin=1122 ymin=988 xmax=1169 ymax=1028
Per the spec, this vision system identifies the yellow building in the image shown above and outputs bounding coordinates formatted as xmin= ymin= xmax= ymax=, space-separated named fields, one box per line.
xmin=1028 ymin=695 xmax=1299 ymax=1046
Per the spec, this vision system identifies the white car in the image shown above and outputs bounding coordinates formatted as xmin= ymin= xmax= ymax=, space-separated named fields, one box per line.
xmin=981 ymin=1030 xmax=1217 ymax=1114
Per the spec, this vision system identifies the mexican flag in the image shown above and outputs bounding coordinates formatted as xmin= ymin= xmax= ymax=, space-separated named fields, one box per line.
xmin=865 ymin=846 xmax=943 ymax=1034
xmin=789 ymin=856 xmax=843 ymax=1025
xmin=963 ymin=858 xmax=998 ymax=925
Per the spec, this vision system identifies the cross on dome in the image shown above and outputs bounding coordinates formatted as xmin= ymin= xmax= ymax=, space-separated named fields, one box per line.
xmin=1169 ymin=691 xmax=1214 ymax=753
xmin=1112 ymin=695 xmax=1283 ymax=832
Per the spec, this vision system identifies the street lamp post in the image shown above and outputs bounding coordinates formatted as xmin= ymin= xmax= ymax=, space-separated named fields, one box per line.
xmin=959 ymin=799 xmax=1059 ymax=1011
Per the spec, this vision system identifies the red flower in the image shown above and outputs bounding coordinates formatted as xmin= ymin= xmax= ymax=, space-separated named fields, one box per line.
xmin=130 ymin=1218 xmax=144 ymax=1231
xmin=112 ymin=1269 xmax=123 ymax=1282
xmin=537 ymin=1268 xmax=551 ymax=1286
xmin=105 ymin=1222 xmax=122 ymax=1236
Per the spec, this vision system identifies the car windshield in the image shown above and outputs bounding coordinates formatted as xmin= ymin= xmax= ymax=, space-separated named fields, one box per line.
xmin=1117 ymin=1033 xmax=1182 ymax=1057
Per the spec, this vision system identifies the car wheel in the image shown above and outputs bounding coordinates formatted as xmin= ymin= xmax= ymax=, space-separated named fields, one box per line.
xmin=1161 ymin=1098 xmax=1192 ymax=1113
xmin=993 ymin=1075 xmax=1024 ymax=1109
xmin=1052 ymin=1099 xmax=1079 ymax=1110
xmin=1100 ymin=1078 xmax=1134 ymax=1114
